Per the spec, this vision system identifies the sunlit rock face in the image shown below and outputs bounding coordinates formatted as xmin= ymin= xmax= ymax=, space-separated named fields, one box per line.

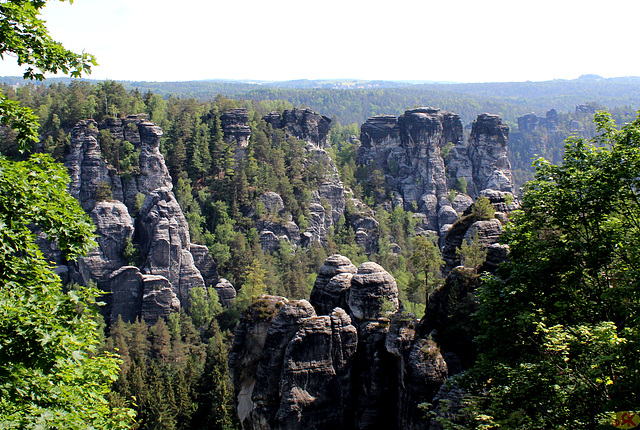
xmin=63 ymin=116 xmax=217 ymax=324
xmin=357 ymin=107 xmax=516 ymax=241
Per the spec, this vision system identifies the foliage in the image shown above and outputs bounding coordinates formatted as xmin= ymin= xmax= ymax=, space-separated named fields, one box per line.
xmin=0 ymin=154 xmax=134 ymax=428
xmin=0 ymin=0 xmax=96 ymax=152
xmin=470 ymin=196 xmax=495 ymax=220
xmin=464 ymin=112 xmax=640 ymax=429
xmin=456 ymin=231 xmax=487 ymax=272
xmin=105 ymin=312 xmax=236 ymax=430
xmin=410 ymin=234 xmax=444 ymax=304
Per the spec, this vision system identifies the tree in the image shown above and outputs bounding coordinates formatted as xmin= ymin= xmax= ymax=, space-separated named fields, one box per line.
xmin=0 ymin=4 xmax=135 ymax=426
xmin=464 ymin=112 xmax=640 ymax=429
xmin=236 ymin=259 xmax=267 ymax=308
xmin=456 ymin=231 xmax=487 ymax=272
xmin=0 ymin=155 xmax=135 ymax=428
xmin=410 ymin=234 xmax=444 ymax=303
xmin=0 ymin=0 xmax=96 ymax=152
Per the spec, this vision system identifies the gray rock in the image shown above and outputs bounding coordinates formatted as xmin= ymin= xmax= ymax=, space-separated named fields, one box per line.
xmin=276 ymin=308 xmax=358 ymax=429
xmin=229 ymin=295 xmax=289 ymax=425
xmin=263 ymin=108 xmax=332 ymax=149
xmin=190 ymin=243 xmax=219 ymax=288
xmin=214 ymin=278 xmax=237 ymax=307
xmin=259 ymin=191 xmax=285 ymax=216
xmin=349 ymin=262 xmax=399 ymax=321
xmin=352 ymin=320 xmax=397 ymax=429
xmin=141 ymin=274 xmax=180 ymax=324
xmin=464 ymin=219 xmax=504 ymax=247
xmin=65 ymin=119 xmax=112 ymax=212
xmin=467 ymin=113 xmax=514 ymax=194
xmin=138 ymin=187 xmax=206 ymax=305
xmin=310 ymin=254 xmax=357 ymax=315
xmin=452 ymin=193 xmax=474 ymax=214
xmin=221 ymin=108 xmax=252 ymax=148
xmin=357 ymin=108 xmax=463 ymax=213
xmin=107 ymin=266 xmax=144 ymax=324
xmin=250 ymin=300 xmax=317 ymax=428
xmin=438 ymin=205 xmax=459 ymax=229
xmin=78 ymin=201 xmax=134 ymax=287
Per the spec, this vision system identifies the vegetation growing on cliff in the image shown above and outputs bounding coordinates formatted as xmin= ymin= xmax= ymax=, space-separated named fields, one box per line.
xmin=462 ymin=112 xmax=640 ymax=429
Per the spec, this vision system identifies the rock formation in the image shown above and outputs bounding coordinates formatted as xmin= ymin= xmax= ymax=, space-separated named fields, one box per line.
xmin=230 ymin=255 xmax=459 ymax=430
xmin=357 ymin=108 xmax=515 ymax=241
xmin=517 ymin=109 xmax=559 ymax=133
xmin=236 ymin=108 xmax=370 ymax=251
xmin=230 ymin=177 xmax=519 ymax=429
xmin=221 ymin=108 xmax=252 ymax=148
xmin=61 ymin=115 xmax=229 ymax=324
xmin=263 ymin=108 xmax=332 ymax=149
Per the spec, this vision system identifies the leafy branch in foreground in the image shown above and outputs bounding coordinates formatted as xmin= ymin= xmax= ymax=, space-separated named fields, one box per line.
xmin=461 ymin=111 xmax=640 ymax=429
xmin=0 ymin=154 xmax=135 ymax=428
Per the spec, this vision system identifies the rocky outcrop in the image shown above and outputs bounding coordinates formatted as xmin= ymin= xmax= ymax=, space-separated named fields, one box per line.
xmin=231 ymin=255 xmax=455 ymax=430
xmin=214 ymin=278 xmax=237 ymax=307
xmin=221 ymin=108 xmax=252 ymax=148
xmin=263 ymin=108 xmax=332 ymax=149
xmin=137 ymin=187 xmax=205 ymax=306
xmin=357 ymin=108 xmax=515 ymax=241
xmin=107 ymin=266 xmax=180 ymax=325
xmin=78 ymin=201 xmax=134 ymax=286
xmin=66 ymin=119 xmax=112 ymax=212
xmin=62 ymin=116 xmax=220 ymax=324
xmin=309 ymin=254 xmax=357 ymax=315
xmin=467 ymin=114 xmax=514 ymax=194
xmin=517 ymin=109 xmax=559 ymax=133
xmin=245 ymin=108 xmax=366 ymax=251
xmin=358 ymin=108 xmax=461 ymax=208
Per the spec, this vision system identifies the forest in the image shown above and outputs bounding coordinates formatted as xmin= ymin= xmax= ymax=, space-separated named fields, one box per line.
xmin=1 ymin=2 xmax=639 ymax=428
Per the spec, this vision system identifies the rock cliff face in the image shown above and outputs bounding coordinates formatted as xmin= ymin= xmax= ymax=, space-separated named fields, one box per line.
xmin=357 ymin=108 xmax=515 ymax=241
xmin=263 ymin=108 xmax=332 ymax=149
xmin=230 ymin=255 xmax=458 ymax=430
xmin=62 ymin=115 xmax=227 ymax=324
xmin=230 ymin=185 xmax=519 ymax=429
xmin=231 ymin=108 xmax=370 ymax=251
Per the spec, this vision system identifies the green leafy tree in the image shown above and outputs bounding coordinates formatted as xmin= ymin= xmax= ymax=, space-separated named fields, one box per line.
xmin=0 ymin=0 xmax=96 ymax=151
xmin=236 ymin=259 xmax=267 ymax=308
xmin=0 ymin=155 xmax=135 ymax=428
xmin=410 ymin=234 xmax=444 ymax=303
xmin=465 ymin=112 xmax=640 ymax=429
xmin=456 ymin=231 xmax=487 ymax=272
xmin=189 ymin=286 xmax=223 ymax=330
xmin=470 ymin=195 xmax=495 ymax=220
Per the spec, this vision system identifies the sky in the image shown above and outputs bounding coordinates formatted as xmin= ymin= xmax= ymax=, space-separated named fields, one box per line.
xmin=1 ymin=0 xmax=639 ymax=83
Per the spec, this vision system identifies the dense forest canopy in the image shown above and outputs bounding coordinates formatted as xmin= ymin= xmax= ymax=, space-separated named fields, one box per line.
xmin=2 ymin=75 xmax=640 ymax=125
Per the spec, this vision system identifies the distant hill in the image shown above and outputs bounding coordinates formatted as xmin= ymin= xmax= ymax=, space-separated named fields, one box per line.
xmin=1 ymin=75 xmax=639 ymax=125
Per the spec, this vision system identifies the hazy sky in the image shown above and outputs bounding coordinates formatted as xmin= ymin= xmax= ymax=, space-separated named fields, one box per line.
xmin=1 ymin=0 xmax=638 ymax=83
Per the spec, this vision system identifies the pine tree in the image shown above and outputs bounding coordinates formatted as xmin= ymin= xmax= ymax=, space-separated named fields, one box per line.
xmin=192 ymin=321 xmax=236 ymax=430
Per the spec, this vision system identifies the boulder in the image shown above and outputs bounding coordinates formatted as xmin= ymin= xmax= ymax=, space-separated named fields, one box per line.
xmin=349 ymin=262 xmax=399 ymax=321
xmin=310 ymin=254 xmax=358 ymax=315
xmin=214 ymin=278 xmax=237 ymax=307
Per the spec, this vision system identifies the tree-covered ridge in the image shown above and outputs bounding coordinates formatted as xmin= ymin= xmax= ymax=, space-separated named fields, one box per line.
xmin=3 ymin=75 xmax=640 ymax=125
xmin=0 ymin=80 xmax=453 ymax=317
